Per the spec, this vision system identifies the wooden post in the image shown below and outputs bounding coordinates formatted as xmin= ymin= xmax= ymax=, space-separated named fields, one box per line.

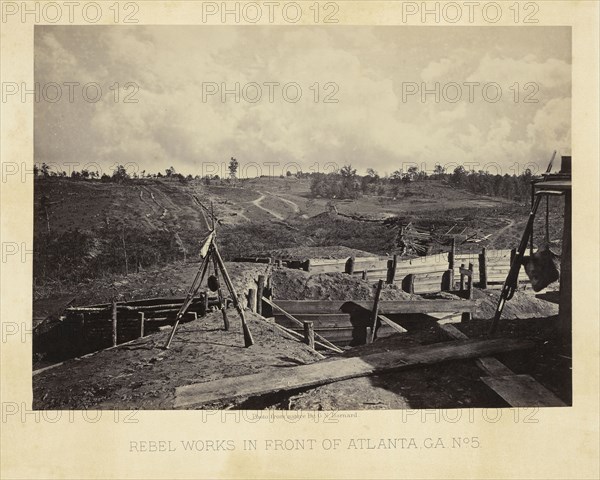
xmin=558 ymin=191 xmax=571 ymax=335
xmin=460 ymin=263 xmax=466 ymax=291
xmin=139 ymin=312 xmax=145 ymax=338
xmin=442 ymin=269 xmax=452 ymax=291
xmin=303 ymin=321 xmax=315 ymax=349
xmin=111 ymin=299 xmax=118 ymax=347
xmin=247 ymin=288 xmax=257 ymax=313
xmin=461 ymin=311 xmax=472 ymax=322
xmin=479 ymin=247 xmax=488 ymax=289
xmin=203 ymin=290 xmax=209 ymax=315
xmin=448 ymin=239 xmax=455 ymax=289
xmin=449 ymin=237 xmax=455 ymax=268
xmin=362 ymin=270 xmax=368 ymax=281
xmin=467 ymin=262 xmax=474 ymax=300
xmin=256 ymin=275 xmax=265 ymax=316
xmin=386 ymin=254 xmax=398 ymax=284
xmin=345 ymin=257 xmax=355 ymax=275
xmin=368 ymin=279 xmax=384 ymax=344
xmin=402 ymin=274 xmax=415 ymax=294
xmin=78 ymin=313 xmax=86 ymax=353
xmin=304 ymin=259 xmax=311 ymax=272
xmin=510 ymin=248 xmax=516 ymax=265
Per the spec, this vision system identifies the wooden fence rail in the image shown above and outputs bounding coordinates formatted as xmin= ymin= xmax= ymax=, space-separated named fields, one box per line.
xmin=295 ymin=246 xmax=528 ymax=293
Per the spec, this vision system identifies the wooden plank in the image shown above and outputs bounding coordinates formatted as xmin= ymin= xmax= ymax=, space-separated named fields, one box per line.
xmin=481 ymin=375 xmax=567 ymax=407
xmin=378 ymin=315 xmax=408 ymax=334
xmin=173 ymin=338 xmax=534 ymax=408
xmin=273 ymin=300 xmax=479 ymax=315
xmin=274 ymin=314 xmax=350 ymax=329
xmin=396 ymin=265 xmax=450 ymax=275
xmin=273 ymin=300 xmax=347 ymax=314
xmin=369 ymin=279 xmax=384 ymax=343
xmin=264 ymin=298 xmax=344 ymax=353
xmin=282 ymin=327 xmax=394 ymax=344
xmin=309 ymin=256 xmax=382 ymax=266
xmin=354 ymin=259 xmax=390 ymax=271
xmin=308 ymin=265 xmax=347 ymax=274
xmin=414 ymin=286 xmax=441 ymax=292
xmin=438 ymin=325 xmax=565 ymax=408
xmin=438 ymin=324 xmax=514 ymax=377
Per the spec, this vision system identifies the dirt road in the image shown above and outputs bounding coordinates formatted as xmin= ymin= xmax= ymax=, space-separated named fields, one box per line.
xmin=251 ymin=193 xmax=285 ymax=220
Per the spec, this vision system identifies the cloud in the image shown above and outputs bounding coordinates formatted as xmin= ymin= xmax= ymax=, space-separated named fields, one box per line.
xmin=34 ymin=26 xmax=571 ymax=176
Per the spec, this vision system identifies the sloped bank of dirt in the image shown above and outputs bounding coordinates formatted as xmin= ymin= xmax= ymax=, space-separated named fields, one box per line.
xmin=33 ymin=309 xmax=321 ymax=410
xmin=270 ymin=268 xmax=421 ymax=301
xmin=265 ymin=245 xmax=379 ymax=261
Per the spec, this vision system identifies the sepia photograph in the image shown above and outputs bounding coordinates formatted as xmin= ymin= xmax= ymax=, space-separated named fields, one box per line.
xmin=1 ymin=2 xmax=598 ymax=479
xmin=31 ymin=24 xmax=573 ymax=410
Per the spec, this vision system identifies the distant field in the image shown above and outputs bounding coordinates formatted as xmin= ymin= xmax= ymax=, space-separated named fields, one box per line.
xmin=34 ymin=175 xmax=562 ymax=298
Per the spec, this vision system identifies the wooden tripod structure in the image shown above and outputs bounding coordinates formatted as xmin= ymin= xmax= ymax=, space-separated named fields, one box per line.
xmin=164 ymin=207 xmax=254 ymax=349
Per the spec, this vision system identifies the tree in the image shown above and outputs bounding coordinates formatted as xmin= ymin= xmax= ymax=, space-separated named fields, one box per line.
xmin=228 ymin=157 xmax=239 ymax=180
xmin=451 ymin=166 xmax=467 ymax=186
xmin=366 ymin=168 xmax=379 ymax=179
xmin=390 ymin=169 xmax=403 ymax=183
xmin=40 ymin=163 xmax=50 ymax=177
xmin=340 ymin=164 xmax=357 ymax=178
xmin=407 ymin=166 xmax=418 ymax=181
xmin=165 ymin=166 xmax=176 ymax=177
xmin=111 ymin=165 xmax=130 ymax=183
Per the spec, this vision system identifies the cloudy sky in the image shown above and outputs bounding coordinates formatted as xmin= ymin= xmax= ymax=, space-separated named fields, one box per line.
xmin=35 ymin=26 xmax=571 ymax=177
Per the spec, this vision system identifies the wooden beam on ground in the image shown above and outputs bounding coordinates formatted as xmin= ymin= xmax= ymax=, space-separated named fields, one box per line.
xmin=438 ymin=323 xmax=566 ymax=406
xmin=439 ymin=324 xmax=514 ymax=376
xmin=481 ymin=375 xmax=566 ymax=407
xmin=173 ymin=338 xmax=533 ymax=408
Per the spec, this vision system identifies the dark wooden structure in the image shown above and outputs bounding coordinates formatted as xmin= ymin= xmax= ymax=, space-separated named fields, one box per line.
xmin=531 ymin=155 xmax=571 ymax=334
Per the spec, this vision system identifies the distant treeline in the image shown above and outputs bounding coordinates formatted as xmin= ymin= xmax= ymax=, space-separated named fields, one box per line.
xmin=35 ymin=160 xmax=537 ymax=203
xmin=308 ymin=165 xmax=536 ymax=203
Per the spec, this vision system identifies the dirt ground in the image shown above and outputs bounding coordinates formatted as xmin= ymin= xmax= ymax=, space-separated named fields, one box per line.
xmin=270 ymin=268 xmax=419 ymax=301
xmin=34 ymin=261 xmax=271 ymax=309
xmin=33 ymin=284 xmax=568 ymax=410
xmin=33 ymin=310 xmax=322 ymax=410
xmin=265 ymin=245 xmax=379 ymax=260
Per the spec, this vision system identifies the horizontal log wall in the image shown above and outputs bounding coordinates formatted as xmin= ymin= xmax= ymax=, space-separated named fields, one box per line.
xmin=305 ymin=249 xmax=528 ymax=292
